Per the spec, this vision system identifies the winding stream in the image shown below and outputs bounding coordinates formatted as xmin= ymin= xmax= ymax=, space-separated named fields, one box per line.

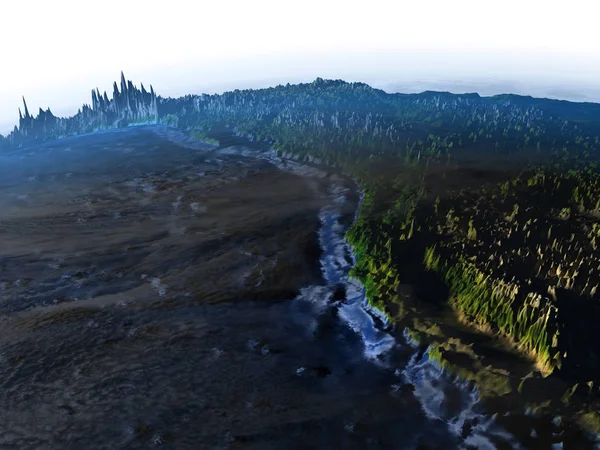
xmin=0 ymin=126 xmax=589 ymax=449
xmin=296 ymin=173 xmax=521 ymax=449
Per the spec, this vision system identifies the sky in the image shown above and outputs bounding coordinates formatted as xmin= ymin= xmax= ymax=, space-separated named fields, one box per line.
xmin=1 ymin=0 xmax=600 ymax=134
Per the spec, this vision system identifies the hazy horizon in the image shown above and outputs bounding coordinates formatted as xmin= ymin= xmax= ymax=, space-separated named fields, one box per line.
xmin=2 ymin=0 xmax=599 ymax=134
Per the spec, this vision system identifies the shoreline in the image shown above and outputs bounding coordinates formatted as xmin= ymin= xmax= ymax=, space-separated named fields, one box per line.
xmin=115 ymin=125 xmax=600 ymax=443
xmin=328 ymin=155 xmax=600 ymax=445
xmin=6 ymin=123 xmax=599 ymax=446
xmin=335 ymin=181 xmax=531 ymax=447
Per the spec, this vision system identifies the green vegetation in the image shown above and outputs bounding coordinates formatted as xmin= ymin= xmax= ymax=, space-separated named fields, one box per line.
xmin=159 ymin=114 xmax=179 ymax=127
xmin=424 ymin=248 xmax=559 ymax=372
xmin=159 ymin=79 xmax=600 ymax=170
xmin=428 ymin=342 xmax=512 ymax=398
xmin=128 ymin=116 xmax=159 ymax=126
xmin=124 ymin=79 xmax=600 ymax=430
xmin=4 ymin=75 xmax=600 ymax=435
xmin=189 ymin=129 xmax=219 ymax=145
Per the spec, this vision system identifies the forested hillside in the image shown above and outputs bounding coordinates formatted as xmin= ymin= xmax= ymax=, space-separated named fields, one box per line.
xmin=158 ymin=79 xmax=600 ymax=428
xmin=4 ymin=76 xmax=600 ymax=431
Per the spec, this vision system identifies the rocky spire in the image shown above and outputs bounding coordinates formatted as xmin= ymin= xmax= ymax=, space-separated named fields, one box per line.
xmin=91 ymin=89 xmax=98 ymax=110
xmin=150 ymin=85 xmax=158 ymax=119
xmin=22 ymin=97 xmax=30 ymax=119
xmin=123 ymin=77 xmax=133 ymax=111
xmin=113 ymin=82 xmax=121 ymax=112
xmin=120 ymin=71 xmax=128 ymax=96
xmin=3 ymin=72 xmax=161 ymax=150
xmin=139 ymin=83 xmax=147 ymax=106
xmin=95 ymin=88 xmax=102 ymax=110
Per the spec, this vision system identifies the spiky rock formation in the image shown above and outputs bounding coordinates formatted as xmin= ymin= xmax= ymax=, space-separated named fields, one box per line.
xmin=0 ymin=72 xmax=158 ymax=149
xmin=89 ymin=72 xmax=158 ymax=127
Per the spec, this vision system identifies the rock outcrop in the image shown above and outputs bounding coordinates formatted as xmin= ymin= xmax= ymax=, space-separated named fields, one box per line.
xmin=0 ymin=72 xmax=158 ymax=150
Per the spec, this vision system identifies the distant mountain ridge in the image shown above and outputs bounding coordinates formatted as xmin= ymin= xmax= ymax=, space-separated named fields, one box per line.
xmin=1 ymin=74 xmax=600 ymax=152
xmin=0 ymin=72 xmax=158 ymax=149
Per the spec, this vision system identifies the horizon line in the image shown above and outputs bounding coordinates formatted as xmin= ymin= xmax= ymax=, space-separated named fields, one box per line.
xmin=2 ymin=74 xmax=600 ymax=137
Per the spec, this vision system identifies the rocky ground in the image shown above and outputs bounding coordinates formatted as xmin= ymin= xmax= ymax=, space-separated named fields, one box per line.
xmin=0 ymin=127 xmax=352 ymax=448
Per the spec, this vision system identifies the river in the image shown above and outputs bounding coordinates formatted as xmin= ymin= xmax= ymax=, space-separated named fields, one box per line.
xmin=0 ymin=126 xmax=592 ymax=449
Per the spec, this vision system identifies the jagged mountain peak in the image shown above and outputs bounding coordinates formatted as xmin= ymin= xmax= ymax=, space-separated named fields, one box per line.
xmin=1 ymin=73 xmax=158 ymax=148
xmin=22 ymin=96 xmax=31 ymax=118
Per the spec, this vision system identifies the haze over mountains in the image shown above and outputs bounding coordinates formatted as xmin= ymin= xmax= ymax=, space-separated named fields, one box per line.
xmin=3 ymin=0 xmax=599 ymax=134
xmin=0 ymin=50 xmax=600 ymax=134
xmin=2 ymin=69 xmax=598 ymax=137
xmin=2 ymin=47 xmax=600 ymax=450
xmin=4 ymin=69 xmax=600 ymax=154
xmin=0 ymin=73 xmax=158 ymax=148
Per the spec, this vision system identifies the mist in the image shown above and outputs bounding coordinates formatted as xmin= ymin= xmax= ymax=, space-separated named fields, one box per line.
xmin=1 ymin=0 xmax=599 ymax=133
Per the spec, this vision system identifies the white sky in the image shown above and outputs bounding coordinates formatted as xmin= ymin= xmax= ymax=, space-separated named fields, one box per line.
xmin=1 ymin=0 xmax=600 ymax=133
